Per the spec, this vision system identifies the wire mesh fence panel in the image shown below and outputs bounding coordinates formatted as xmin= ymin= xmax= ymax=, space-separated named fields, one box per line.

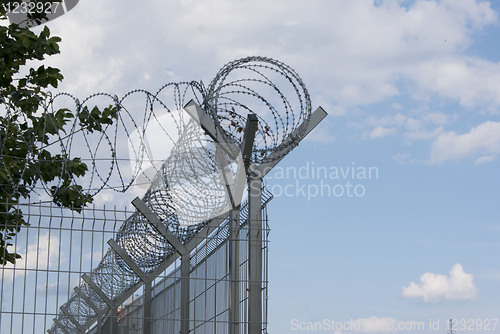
xmin=119 ymin=199 xmax=270 ymax=334
xmin=0 ymin=203 xmax=127 ymax=334
xmin=0 ymin=196 xmax=270 ymax=334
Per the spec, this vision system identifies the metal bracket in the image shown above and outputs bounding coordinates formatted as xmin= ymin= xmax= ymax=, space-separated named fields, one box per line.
xmin=60 ymin=305 xmax=85 ymax=333
xmin=132 ymin=197 xmax=189 ymax=256
xmin=53 ymin=318 xmax=70 ymax=334
xmin=183 ymin=100 xmax=235 ymax=158
xmin=251 ymin=106 xmax=328 ymax=177
xmin=82 ymin=274 xmax=114 ymax=308
xmin=108 ymin=238 xmax=150 ymax=283
xmin=74 ymin=286 xmax=103 ymax=316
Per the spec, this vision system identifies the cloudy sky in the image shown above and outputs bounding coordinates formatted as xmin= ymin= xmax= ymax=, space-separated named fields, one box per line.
xmin=11 ymin=0 xmax=500 ymax=333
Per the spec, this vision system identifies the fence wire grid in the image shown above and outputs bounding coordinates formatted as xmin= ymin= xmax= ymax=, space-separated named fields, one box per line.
xmin=0 ymin=188 xmax=271 ymax=334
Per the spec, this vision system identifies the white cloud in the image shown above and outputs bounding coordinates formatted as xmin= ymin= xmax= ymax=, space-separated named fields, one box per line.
xmin=20 ymin=0 xmax=500 ymax=171
xmin=93 ymin=191 xmax=117 ymax=204
xmin=3 ymin=233 xmax=62 ymax=282
xmin=474 ymin=155 xmax=496 ymax=165
xmin=422 ymin=113 xmax=451 ymax=125
xmin=362 ymin=112 xmax=445 ymax=142
xmin=404 ymin=126 xmax=443 ymax=142
xmin=33 ymin=0 xmax=497 ymax=109
xmin=411 ymin=58 xmax=500 ymax=109
xmin=393 ymin=152 xmax=412 ymax=164
xmin=401 ymin=263 xmax=478 ymax=303
xmin=19 ymin=0 xmax=500 ymax=176
xmin=370 ymin=126 xmax=397 ymax=139
xmin=430 ymin=121 xmax=500 ymax=164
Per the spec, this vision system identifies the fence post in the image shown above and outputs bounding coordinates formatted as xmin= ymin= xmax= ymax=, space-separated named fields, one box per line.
xmin=248 ymin=175 xmax=263 ymax=334
xmin=229 ymin=207 xmax=240 ymax=334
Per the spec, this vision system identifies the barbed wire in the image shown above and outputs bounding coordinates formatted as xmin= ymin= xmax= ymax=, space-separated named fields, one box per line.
xmin=1 ymin=56 xmax=311 ymax=203
xmin=206 ymin=56 xmax=312 ymax=163
xmin=2 ymin=56 xmax=312 ymax=333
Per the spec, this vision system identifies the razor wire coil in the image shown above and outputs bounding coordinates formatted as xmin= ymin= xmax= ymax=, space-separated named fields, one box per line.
xmin=1 ymin=56 xmax=311 ymax=334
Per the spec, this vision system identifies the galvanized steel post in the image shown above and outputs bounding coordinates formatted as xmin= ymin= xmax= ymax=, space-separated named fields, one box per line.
xmin=248 ymin=174 xmax=263 ymax=334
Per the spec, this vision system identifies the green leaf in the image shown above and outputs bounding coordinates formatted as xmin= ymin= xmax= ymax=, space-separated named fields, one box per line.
xmin=0 ymin=20 xmax=78 ymax=265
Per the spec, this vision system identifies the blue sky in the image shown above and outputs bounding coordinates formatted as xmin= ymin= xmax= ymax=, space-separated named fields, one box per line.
xmin=7 ymin=0 xmax=500 ymax=333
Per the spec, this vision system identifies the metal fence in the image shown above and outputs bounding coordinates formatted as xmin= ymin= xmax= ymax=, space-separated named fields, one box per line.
xmin=0 ymin=203 xmax=125 ymax=333
xmin=1 ymin=187 xmax=271 ymax=334
xmin=1 ymin=56 xmax=326 ymax=334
